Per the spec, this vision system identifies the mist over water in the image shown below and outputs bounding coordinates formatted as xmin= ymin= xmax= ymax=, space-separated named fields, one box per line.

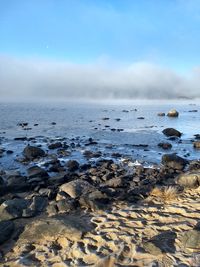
xmin=0 ymin=54 xmax=200 ymax=100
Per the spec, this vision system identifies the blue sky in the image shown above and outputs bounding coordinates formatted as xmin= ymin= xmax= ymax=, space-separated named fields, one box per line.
xmin=1 ymin=0 xmax=200 ymax=72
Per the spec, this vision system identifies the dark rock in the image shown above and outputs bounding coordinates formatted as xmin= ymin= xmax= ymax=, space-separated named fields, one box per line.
xmin=0 ymin=198 xmax=30 ymax=221
xmin=66 ymin=160 xmax=79 ymax=171
xmin=48 ymin=142 xmax=62 ymax=149
xmin=143 ymin=231 xmax=177 ymax=255
xmin=137 ymin=117 xmax=145 ymax=119
xmin=157 ymin=112 xmax=165 ymax=116
xmin=27 ymin=166 xmax=49 ymax=179
xmin=162 ymin=128 xmax=182 ymax=137
xmin=14 ymin=137 xmax=28 ymax=141
xmin=6 ymin=150 xmax=14 ymax=154
xmin=162 ymin=153 xmax=188 ymax=170
xmin=158 ymin=142 xmax=172 ymax=150
xmin=23 ymin=145 xmax=45 ymax=160
xmin=0 ymin=220 xmax=14 ymax=244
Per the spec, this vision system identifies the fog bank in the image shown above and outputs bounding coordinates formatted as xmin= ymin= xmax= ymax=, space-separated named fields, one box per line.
xmin=0 ymin=55 xmax=200 ymax=100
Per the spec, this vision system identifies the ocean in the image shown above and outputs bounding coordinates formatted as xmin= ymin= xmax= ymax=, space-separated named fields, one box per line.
xmin=0 ymin=99 xmax=200 ymax=171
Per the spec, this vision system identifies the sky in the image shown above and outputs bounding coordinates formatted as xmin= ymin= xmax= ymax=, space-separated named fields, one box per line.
xmin=1 ymin=0 xmax=200 ymax=99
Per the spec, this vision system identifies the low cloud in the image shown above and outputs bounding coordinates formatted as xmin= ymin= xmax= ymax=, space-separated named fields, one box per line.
xmin=0 ymin=55 xmax=199 ymax=100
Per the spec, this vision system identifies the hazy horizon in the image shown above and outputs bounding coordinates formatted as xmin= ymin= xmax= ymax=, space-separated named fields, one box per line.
xmin=1 ymin=1 xmax=200 ymax=100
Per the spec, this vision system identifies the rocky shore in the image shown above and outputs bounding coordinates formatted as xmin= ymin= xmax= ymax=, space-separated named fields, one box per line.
xmin=0 ymin=109 xmax=200 ymax=266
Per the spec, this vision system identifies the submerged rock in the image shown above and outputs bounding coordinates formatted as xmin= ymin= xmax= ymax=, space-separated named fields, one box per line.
xmin=23 ymin=145 xmax=45 ymax=160
xmin=162 ymin=128 xmax=182 ymax=137
xmin=162 ymin=153 xmax=188 ymax=170
xmin=158 ymin=142 xmax=172 ymax=150
xmin=157 ymin=112 xmax=165 ymax=116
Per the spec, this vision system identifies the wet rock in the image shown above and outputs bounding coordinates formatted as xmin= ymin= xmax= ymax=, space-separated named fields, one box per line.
xmin=158 ymin=142 xmax=172 ymax=150
xmin=66 ymin=160 xmax=79 ymax=171
xmin=6 ymin=150 xmax=13 ymax=154
xmin=162 ymin=153 xmax=188 ymax=170
xmin=14 ymin=137 xmax=28 ymax=141
xmin=0 ymin=220 xmax=14 ymax=244
xmin=23 ymin=145 xmax=45 ymax=160
xmin=48 ymin=142 xmax=62 ymax=149
xmin=162 ymin=128 xmax=182 ymax=137
xmin=193 ymin=141 xmax=200 ymax=149
xmin=194 ymin=134 xmax=200 ymax=140
xmin=167 ymin=109 xmax=179 ymax=117
xmin=177 ymin=172 xmax=200 ymax=188
xmin=59 ymin=180 xmax=95 ymax=199
xmin=18 ymin=215 xmax=93 ymax=244
xmin=143 ymin=231 xmax=177 ymax=255
xmin=157 ymin=112 xmax=165 ymax=116
xmin=27 ymin=166 xmax=49 ymax=179
xmin=188 ymin=109 xmax=198 ymax=112
xmin=102 ymin=117 xmax=109 ymax=120
xmin=137 ymin=117 xmax=145 ymax=119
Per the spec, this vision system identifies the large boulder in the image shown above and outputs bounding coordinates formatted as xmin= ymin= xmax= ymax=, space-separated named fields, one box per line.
xmin=162 ymin=128 xmax=182 ymax=137
xmin=59 ymin=180 xmax=96 ymax=199
xmin=177 ymin=172 xmax=200 ymax=188
xmin=167 ymin=109 xmax=179 ymax=117
xmin=162 ymin=153 xmax=189 ymax=170
xmin=0 ymin=220 xmax=14 ymax=244
xmin=17 ymin=215 xmax=93 ymax=244
xmin=23 ymin=145 xmax=45 ymax=160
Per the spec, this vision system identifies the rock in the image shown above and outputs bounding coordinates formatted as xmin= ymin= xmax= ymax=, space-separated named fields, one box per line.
xmin=18 ymin=215 xmax=93 ymax=244
xmin=162 ymin=128 xmax=182 ymax=137
xmin=66 ymin=160 xmax=79 ymax=171
xmin=143 ymin=231 xmax=177 ymax=255
xmin=0 ymin=196 xmax=47 ymax=221
xmin=167 ymin=109 xmax=179 ymax=117
xmin=162 ymin=153 xmax=188 ymax=170
xmin=79 ymin=190 xmax=109 ymax=210
xmin=0 ymin=220 xmax=14 ymax=244
xmin=137 ymin=117 xmax=145 ymax=119
xmin=59 ymin=180 xmax=95 ymax=199
xmin=177 ymin=172 xmax=200 ymax=188
xmin=56 ymin=199 xmax=75 ymax=213
xmin=158 ymin=142 xmax=172 ymax=150
xmin=193 ymin=141 xmax=200 ymax=149
xmin=181 ymin=225 xmax=200 ymax=250
xmin=157 ymin=112 xmax=165 ymax=116
xmin=27 ymin=166 xmax=49 ymax=179
xmin=0 ymin=198 xmax=29 ymax=221
xmin=23 ymin=145 xmax=45 ymax=160
xmin=48 ymin=142 xmax=62 ymax=149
